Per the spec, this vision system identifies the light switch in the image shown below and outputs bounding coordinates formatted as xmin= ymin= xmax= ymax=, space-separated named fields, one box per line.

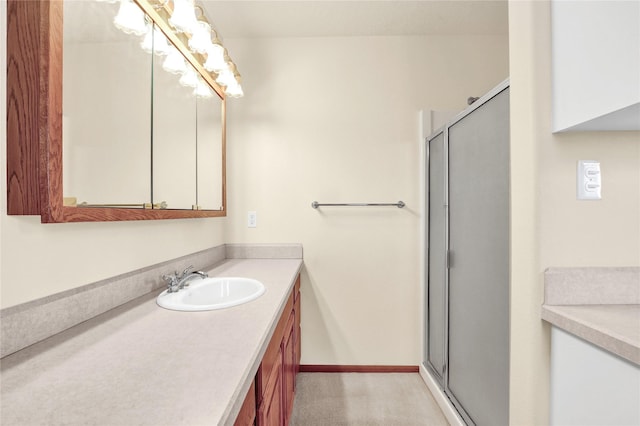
xmin=577 ymin=160 xmax=601 ymax=200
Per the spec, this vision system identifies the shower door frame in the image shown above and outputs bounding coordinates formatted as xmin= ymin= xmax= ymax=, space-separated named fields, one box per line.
xmin=424 ymin=127 xmax=449 ymax=388
xmin=423 ymin=79 xmax=511 ymax=426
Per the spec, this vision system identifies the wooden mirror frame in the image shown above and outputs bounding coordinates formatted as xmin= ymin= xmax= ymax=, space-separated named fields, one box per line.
xmin=6 ymin=0 xmax=227 ymax=222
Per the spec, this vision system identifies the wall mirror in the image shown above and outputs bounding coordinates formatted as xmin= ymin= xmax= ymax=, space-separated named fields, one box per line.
xmin=7 ymin=0 xmax=230 ymax=222
xmin=63 ymin=0 xmax=153 ymax=209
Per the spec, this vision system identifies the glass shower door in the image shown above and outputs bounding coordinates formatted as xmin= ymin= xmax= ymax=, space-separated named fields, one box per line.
xmin=446 ymin=86 xmax=510 ymax=426
xmin=425 ymin=131 xmax=447 ymax=385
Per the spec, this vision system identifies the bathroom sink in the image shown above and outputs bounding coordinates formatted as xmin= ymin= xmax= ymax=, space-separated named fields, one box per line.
xmin=156 ymin=277 xmax=265 ymax=311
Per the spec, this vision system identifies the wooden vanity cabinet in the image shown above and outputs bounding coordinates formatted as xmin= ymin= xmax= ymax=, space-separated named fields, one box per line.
xmin=234 ymin=381 xmax=256 ymax=426
xmin=294 ymin=281 xmax=301 ymax=376
xmin=282 ymin=313 xmax=296 ymax=424
xmin=247 ymin=275 xmax=300 ymax=426
xmin=260 ymin=352 xmax=283 ymax=426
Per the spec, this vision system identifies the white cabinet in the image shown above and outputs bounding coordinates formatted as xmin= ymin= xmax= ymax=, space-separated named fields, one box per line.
xmin=550 ymin=327 xmax=640 ymax=425
xmin=551 ymin=0 xmax=640 ymax=132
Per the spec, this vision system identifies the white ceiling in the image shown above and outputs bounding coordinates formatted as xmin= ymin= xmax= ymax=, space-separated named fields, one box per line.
xmin=200 ymin=1 xmax=509 ymax=39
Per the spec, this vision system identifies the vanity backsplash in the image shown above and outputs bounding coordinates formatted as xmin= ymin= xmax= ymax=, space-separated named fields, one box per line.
xmin=0 ymin=244 xmax=303 ymax=358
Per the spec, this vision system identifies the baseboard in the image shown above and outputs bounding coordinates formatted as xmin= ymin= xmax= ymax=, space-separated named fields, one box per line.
xmin=418 ymin=364 xmax=465 ymax=426
xmin=299 ymin=365 xmax=419 ymax=373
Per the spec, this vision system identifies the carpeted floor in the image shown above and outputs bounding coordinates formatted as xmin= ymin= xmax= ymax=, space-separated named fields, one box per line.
xmin=289 ymin=373 xmax=449 ymax=426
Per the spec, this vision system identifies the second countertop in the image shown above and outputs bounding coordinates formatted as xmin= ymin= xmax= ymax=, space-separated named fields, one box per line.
xmin=541 ymin=267 xmax=640 ymax=366
xmin=541 ymin=304 xmax=640 ymax=365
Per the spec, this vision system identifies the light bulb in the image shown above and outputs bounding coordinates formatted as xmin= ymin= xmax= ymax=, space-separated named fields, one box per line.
xmin=188 ymin=20 xmax=213 ymax=54
xmin=169 ymin=0 xmax=198 ymax=33
xmin=140 ymin=24 xmax=154 ymax=53
xmin=179 ymin=67 xmax=199 ymax=88
xmin=215 ymin=68 xmax=235 ymax=87
xmin=141 ymin=25 xmax=172 ymax=55
xmin=225 ymin=69 xmax=243 ymax=97
xmin=193 ymin=78 xmax=214 ymax=98
xmin=153 ymin=27 xmax=172 ymax=55
xmin=225 ymin=82 xmax=243 ymax=98
xmin=113 ymin=0 xmax=147 ymax=36
xmin=162 ymin=46 xmax=187 ymax=74
xmin=204 ymin=44 xmax=228 ymax=73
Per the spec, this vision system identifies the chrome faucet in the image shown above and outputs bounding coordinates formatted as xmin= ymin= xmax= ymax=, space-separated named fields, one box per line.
xmin=162 ymin=266 xmax=208 ymax=293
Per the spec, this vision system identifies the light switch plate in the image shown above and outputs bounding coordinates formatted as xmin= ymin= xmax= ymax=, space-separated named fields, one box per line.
xmin=577 ymin=160 xmax=601 ymax=200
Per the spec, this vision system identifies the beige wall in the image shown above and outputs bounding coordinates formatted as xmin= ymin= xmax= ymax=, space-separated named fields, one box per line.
xmin=508 ymin=1 xmax=640 ymax=424
xmin=224 ymin=35 xmax=509 ymax=365
xmin=0 ymin=2 xmax=226 ymax=309
xmin=1 ymin=7 xmax=508 ymax=361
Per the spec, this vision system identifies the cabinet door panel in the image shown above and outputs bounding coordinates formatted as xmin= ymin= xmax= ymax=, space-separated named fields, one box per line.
xmin=258 ymin=292 xmax=293 ymax=394
xmin=153 ymin=58 xmax=197 ymax=210
xmin=234 ymin=381 xmax=256 ymax=426
xmin=258 ymin=350 xmax=283 ymax=426
xmin=294 ymin=295 xmax=301 ymax=376
xmin=196 ymin=95 xmax=224 ymax=210
xmin=283 ymin=313 xmax=296 ymax=424
xmin=62 ymin=1 xmax=151 ymax=206
xmin=255 ymin=276 xmax=301 ymax=426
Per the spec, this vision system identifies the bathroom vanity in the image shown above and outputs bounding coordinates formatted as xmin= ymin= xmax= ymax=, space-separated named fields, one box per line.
xmin=541 ymin=267 xmax=640 ymax=425
xmin=253 ymin=274 xmax=301 ymax=425
xmin=0 ymin=256 xmax=302 ymax=425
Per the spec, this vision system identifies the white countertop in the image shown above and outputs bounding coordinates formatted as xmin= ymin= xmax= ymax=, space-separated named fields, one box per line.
xmin=542 ymin=267 xmax=640 ymax=365
xmin=0 ymin=258 xmax=303 ymax=426
xmin=542 ymin=304 xmax=640 ymax=365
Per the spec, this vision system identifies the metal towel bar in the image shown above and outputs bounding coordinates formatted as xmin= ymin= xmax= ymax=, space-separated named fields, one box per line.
xmin=311 ymin=201 xmax=405 ymax=209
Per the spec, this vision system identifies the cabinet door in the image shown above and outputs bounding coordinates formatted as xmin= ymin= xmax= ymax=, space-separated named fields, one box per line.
xmin=258 ymin=350 xmax=283 ymax=426
xmin=294 ymin=291 xmax=301 ymax=376
xmin=283 ymin=313 xmax=296 ymax=424
xmin=550 ymin=328 xmax=640 ymax=425
xmin=234 ymin=381 xmax=256 ymax=426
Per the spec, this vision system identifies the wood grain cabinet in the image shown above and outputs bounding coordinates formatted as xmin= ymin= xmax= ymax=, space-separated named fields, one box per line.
xmin=236 ymin=275 xmax=300 ymax=426
xmin=282 ymin=311 xmax=296 ymax=424
xmin=234 ymin=382 xmax=257 ymax=426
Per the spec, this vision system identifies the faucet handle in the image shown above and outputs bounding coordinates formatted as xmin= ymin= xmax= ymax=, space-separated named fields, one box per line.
xmin=162 ymin=274 xmax=177 ymax=284
xmin=162 ymin=273 xmax=180 ymax=293
xmin=179 ymin=265 xmax=194 ymax=279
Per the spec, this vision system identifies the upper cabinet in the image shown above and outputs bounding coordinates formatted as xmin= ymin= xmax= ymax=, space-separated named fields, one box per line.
xmin=551 ymin=0 xmax=640 ymax=132
xmin=6 ymin=0 xmax=236 ymax=222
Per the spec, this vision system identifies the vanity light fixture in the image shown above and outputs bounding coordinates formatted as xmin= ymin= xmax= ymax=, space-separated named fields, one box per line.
xmin=204 ymin=42 xmax=228 ymax=73
xmin=169 ymin=0 xmax=199 ymax=33
xmin=140 ymin=23 xmax=172 ymax=55
xmin=113 ymin=0 xmax=147 ymax=36
xmin=162 ymin=45 xmax=188 ymax=74
xmin=165 ymin=0 xmax=244 ymax=98
xmin=188 ymin=20 xmax=213 ymax=54
xmin=107 ymin=0 xmax=244 ymax=98
xmin=179 ymin=66 xmax=199 ymax=88
xmin=225 ymin=80 xmax=244 ymax=98
xmin=215 ymin=66 xmax=236 ymax=88
xmin=229 ymin=68 xmax=244 ymax=98
xmin=193 ymin=77 xmax=214 ymax=98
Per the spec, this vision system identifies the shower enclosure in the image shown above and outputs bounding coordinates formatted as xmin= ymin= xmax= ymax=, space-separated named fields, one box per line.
xmin=424 ymin=80 xmax=510 ymax=426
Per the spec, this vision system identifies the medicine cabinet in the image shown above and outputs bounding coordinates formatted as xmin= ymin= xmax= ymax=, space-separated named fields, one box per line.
xmin=6 ymin=0 xmax=227 ymax=222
